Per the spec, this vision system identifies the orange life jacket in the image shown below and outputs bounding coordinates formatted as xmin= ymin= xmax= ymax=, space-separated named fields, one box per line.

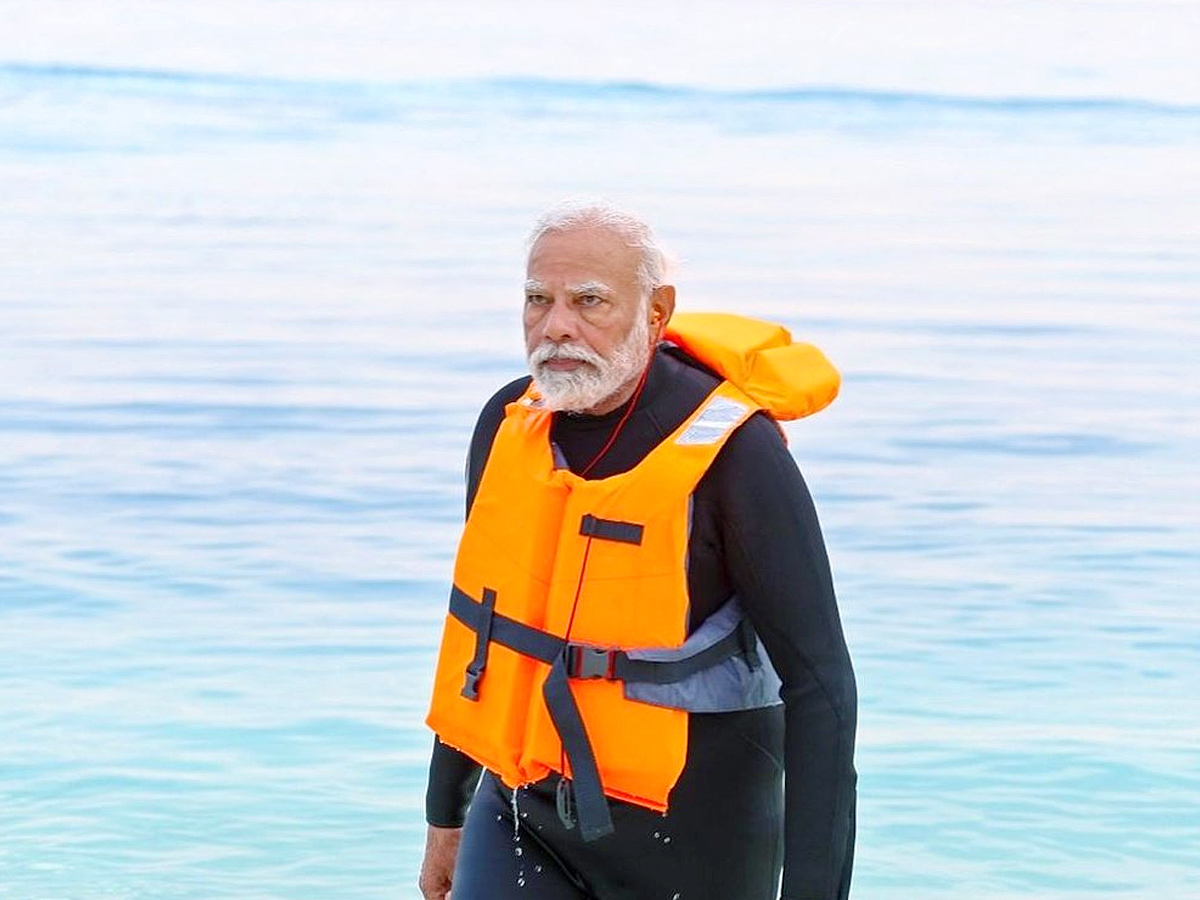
xmin=426 ymin=313 xmax=838 ymax=839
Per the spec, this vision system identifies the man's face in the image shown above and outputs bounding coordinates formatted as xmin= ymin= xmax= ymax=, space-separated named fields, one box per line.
xmin=524 ymin=225 xmax=645 ymax=362
xmin=523 ymin=225 xmax=653 ymax=413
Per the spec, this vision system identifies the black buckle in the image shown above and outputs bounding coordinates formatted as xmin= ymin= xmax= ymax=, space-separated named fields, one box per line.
xmin=567 ymin=644 xmax=618 ymax=680
xmin=461 ymin=667 xmax=483 ymax=700
xmin=460 ymin=587 xmax=497 ymax=700
xmin=555 ymin=776 xmax=576 ymax=829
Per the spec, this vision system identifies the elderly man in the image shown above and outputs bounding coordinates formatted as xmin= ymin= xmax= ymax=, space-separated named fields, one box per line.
xmin=419 ymin=204 xmax=857 ymax=900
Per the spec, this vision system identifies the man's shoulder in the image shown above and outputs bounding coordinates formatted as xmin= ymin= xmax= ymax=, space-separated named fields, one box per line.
xmin=658 ymin=345 xmax=787 ymax=448
xmin=652 ymin=345 xmax=722 ymax=424
xmin=481 ymin=375 xmax=533 ymax=419
xmin=660 ymin=344 xmax=720 ymax=392
xmin=706 ymin=410 xmax=799 ymax=499
xmin=469 ymin=375 xmax=532 ymax=458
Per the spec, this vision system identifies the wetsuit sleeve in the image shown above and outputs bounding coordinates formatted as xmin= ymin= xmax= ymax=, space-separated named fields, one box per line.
xmin=424 ymin=377 xmax=530 ymax=828
xmin=425 ymin=736 xmax=483 ymax=827
xmin=710 ymin=414 xmax=857 ymax=900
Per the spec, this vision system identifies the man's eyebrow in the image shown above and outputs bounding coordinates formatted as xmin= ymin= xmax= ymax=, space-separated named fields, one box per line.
xmin=569 ymin=281 xmax=613 ymax=297
xmin=524 ymin=279 xmax=547 ymax=293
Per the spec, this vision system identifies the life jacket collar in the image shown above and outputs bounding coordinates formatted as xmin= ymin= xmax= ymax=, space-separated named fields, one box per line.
xmin=663 ymin=311 xmax=840 ymax=420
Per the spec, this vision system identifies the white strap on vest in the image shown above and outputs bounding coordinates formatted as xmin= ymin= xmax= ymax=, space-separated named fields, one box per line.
xmin=676 ymin=395 xmax=753 ymax=446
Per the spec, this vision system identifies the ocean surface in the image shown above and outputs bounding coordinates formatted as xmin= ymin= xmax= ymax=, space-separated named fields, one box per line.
xmin=2 ymin=3 xmax=1198 ymax=898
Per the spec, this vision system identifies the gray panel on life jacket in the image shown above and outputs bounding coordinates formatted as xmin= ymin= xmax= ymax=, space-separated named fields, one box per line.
xmin=623 ymin=597 xmax=783 ymax=713
xmin=675 ymin=396 xmax=752 ymax=446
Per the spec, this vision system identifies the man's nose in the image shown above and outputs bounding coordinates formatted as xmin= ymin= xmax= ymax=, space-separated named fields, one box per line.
xmin=541 ymin=298 xmax=579 ymax=343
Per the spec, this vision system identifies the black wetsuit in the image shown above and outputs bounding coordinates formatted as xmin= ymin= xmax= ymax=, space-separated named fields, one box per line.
xmin=426 ymin=346 xmax=857 ymax=900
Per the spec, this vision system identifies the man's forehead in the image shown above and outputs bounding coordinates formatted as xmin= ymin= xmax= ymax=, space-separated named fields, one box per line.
xmin=527 ymin=226 xmax=639 ymax=277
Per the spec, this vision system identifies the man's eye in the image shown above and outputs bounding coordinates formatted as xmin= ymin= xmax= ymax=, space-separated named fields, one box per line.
xmin=526 ymin=294 xmax=549 ymax=306
xmin=578 ymin=295 xmax=602 ymax=307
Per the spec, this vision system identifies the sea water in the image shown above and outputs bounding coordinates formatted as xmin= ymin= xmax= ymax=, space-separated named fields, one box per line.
xmin=1 ymin=3 xmax=1198 ymax=898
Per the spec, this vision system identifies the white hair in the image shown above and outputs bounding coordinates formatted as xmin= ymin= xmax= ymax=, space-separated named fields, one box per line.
xmin=527 ymin=201 xmax=672 ymax=295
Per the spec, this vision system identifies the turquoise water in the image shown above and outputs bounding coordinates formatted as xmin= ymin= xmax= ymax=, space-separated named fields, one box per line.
xmin=2 ymin=5 xmax=1199 ymax=897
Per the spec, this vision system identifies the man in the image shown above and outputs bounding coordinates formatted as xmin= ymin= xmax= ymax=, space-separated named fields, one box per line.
xmin=419 ymin=203 xmax=857 ymax=900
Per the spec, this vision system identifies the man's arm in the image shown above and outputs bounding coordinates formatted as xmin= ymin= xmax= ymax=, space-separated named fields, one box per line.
xmin=419 ymin=377 xmax=532 ymax=893
xmin=712 ymin=414 xmax=857 ymax=900
xmin=425 ymin=737 xmax=483 ymax=826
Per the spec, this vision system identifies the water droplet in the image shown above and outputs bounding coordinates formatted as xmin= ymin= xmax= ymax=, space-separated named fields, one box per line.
xmin=534 ymin=865 xmax=543 ymax=873
xmin=653 ymin=831 xmax=660 ymax=838
xmin=515 ymin=846 xmax=523 ymax=856
xmin=496 ymin=815 xmax=503 ymax=822
xmin=673 ymin=893 xmax=681 ymax=899
xmin=517 ymin=877 xmax=526 ymax=887
xmin=663 ymin=836 xmax=671 ymax=844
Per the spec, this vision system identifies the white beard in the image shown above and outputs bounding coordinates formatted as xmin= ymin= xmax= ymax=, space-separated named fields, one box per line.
xmin=527 ymin=312 xmax=652 ymax=413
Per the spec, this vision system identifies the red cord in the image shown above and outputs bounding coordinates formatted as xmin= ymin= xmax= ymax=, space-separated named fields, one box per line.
xmin=557 ymin=356 xmax=651 ymax=778
xmin=577 ymin=361 xmax=652 ymax=478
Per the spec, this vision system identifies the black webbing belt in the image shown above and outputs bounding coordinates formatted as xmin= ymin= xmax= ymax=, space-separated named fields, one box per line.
xmin=447 ymin=584 xmax=760 ymax=842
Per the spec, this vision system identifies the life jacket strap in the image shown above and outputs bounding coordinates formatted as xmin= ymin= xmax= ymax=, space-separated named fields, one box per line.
xmin=612 ymin=617 xmax=761 ymax=684
xmin=459 ymin=587 xmax=496 ymax=700
xmin=449 ymin=585 xmax=561 ymax=670
xmin=448 ymin=585 xmax=755 ymax=687
xmin=542 ymin=652 xmax=615 ymax=841
xmin=446 ymin=584 xmax=763 ymax=843
xmin=578 ymin=513 xmax=644 ymax=545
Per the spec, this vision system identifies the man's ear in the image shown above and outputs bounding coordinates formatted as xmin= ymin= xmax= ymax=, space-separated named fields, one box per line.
xmin=649 ymin=285 xmax=676 ymax=340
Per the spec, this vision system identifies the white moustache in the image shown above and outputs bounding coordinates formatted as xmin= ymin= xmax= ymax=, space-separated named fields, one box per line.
xmin=529 ymin=342 xmax=604 ymax=368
